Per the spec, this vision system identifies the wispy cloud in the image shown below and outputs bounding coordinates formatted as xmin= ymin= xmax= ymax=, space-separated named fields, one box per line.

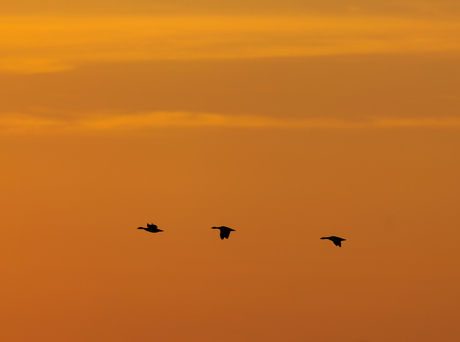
xmin=2 ymin=112 xmax=460 ymax=134
xmin=2 ymin=15 xmax=460 ymax=73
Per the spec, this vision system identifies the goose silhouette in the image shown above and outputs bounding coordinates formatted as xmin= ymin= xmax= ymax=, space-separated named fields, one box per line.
xmin=321 ymin=236 xmax=345 ymax=247
xmin=138 ymin=223 xmax=163 ymax=233
xmin=212 ymin=226 xmax=235 ymax=239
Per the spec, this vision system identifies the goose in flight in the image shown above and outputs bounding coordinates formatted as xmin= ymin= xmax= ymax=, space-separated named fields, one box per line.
xmin=138 ymin=223 xmax=163 ymax=233
xmin=212 ymin=226 xmax=235 ymax=239
xmin=321 ymin=236 xmax=345 ymax=247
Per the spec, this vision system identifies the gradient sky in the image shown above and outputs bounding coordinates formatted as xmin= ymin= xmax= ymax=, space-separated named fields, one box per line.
xmin=1 ymin=1 xmax=460 ymax=342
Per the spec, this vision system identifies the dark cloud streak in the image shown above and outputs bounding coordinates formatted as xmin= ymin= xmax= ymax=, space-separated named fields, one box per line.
xmin=1 ymin=54 xmax=459 ymax=122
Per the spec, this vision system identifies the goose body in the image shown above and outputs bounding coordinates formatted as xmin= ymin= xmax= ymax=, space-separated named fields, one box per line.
xmin=321 ymin=236 xmax=345 ymax=247
xmin=212 ymin=226 xmax=235 ymax=239
xmin=138 ymin=223 xmax=163 ymax=233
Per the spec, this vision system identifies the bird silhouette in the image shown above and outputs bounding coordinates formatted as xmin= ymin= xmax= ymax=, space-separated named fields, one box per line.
xmin=137 ymin=223 xmax=163 ymax=233
xmin=321 ymin=236 xmax=345 ymax=247
xmin=212 ymin=226 xmax=235 ymax=239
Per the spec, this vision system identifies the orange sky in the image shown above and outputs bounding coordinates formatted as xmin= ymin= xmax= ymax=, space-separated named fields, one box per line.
xmin=1 ymin=1 xmax=460 ymax=342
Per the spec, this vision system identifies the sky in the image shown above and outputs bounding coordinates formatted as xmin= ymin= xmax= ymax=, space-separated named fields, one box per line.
xmin=1 ymin=1 xmax=460 ymax=341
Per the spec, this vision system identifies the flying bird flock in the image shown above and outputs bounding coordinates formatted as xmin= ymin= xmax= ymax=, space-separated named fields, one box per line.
xmin=137 ymin=222 xmax=345 ymax=246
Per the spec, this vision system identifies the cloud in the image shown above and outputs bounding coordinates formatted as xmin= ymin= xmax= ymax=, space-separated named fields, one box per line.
xmin=2 ymin=15 xmax=460 ymax=73
xmin=2 ymin=112 xmax=460 ymax=134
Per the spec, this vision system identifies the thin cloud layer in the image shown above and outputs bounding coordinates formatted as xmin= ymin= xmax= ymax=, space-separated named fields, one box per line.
xmin=2 ymin=112 xmax=460 ymax=134
xmin=2 ymin=15 xmax=460 ymax=73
